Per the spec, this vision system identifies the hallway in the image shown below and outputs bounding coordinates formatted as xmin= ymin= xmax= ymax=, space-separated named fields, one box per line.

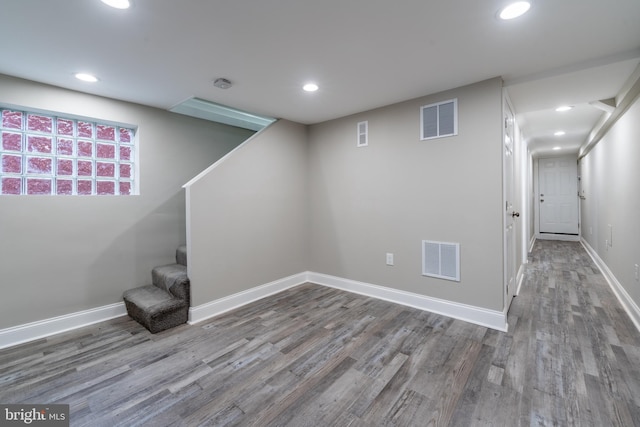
xmin=497 ymin=239 xmax=640 ymax=425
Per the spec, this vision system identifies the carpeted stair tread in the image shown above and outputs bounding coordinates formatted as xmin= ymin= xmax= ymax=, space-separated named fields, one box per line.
xmin=176 ymin=245 xmax=187 ymax=267
xmin=122 ymin=244 xmax=190 ymax=334
xmin=152 ymin=264 xmax=189 ymax=301
xmin=123 ymin=285 xmax=188 ymax=334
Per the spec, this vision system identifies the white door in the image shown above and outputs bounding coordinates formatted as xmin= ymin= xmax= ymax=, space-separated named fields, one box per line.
xmin=538 ymin=157 xmax=579 ymax=235
xmin=503 ymin=102 xmax=518 ymax=310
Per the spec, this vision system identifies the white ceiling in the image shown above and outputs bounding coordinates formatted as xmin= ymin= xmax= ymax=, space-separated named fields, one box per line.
xmin=1 ymin=0 xmax=639 ymax=157
xmin=507 ymin=56 xmax=639 ymax=156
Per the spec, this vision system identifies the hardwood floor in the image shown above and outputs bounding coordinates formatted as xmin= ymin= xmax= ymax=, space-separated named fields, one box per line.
xmin=2 ymin=240 xmax=640 ymax=426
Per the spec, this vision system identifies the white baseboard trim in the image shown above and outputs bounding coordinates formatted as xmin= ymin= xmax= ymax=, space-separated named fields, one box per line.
xmin=188 ymin=272 xmax=308 ymax=325
xmin=536 ymin=233 xmax=580 ymax=242
xmin=528 ymin=236 xmax=536 ymax=253
xmin=0 ymin=303 xmax=127 ymax=350
xmin=2 ymin=269 xmax=510 ymax=349
xmin=581 ymin=239 xmax=640 ymax=333
xmin=307 ymin=272 xmax=507 ymax=332
xmin=515 ymin=263 xmax=526 ymax=296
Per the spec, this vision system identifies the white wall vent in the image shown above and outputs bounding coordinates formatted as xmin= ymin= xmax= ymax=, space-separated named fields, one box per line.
xmin=357 ymin=121 xmax=368 ymax=147
xmin=422 ymin=240 xmax=460 ymax=282
xmin=420 ymin=98 xmax=458 ymax=140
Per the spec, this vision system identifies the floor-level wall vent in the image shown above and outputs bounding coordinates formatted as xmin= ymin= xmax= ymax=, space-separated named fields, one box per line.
xmin=422 ymin=240 xmax=460 ymax=282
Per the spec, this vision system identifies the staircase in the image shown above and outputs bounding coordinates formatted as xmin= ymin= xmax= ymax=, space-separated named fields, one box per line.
xmin=123 ymin=245 xmax=190 ymax=333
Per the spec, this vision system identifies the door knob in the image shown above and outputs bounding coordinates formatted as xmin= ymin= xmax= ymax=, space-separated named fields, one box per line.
xmin=540 ymin=199 xmax=544 ymax=203
xmin=512 ymin=211 xmax=520 ymax=218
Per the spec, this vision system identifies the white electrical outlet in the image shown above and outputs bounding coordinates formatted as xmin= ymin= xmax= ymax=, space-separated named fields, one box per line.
xmin=386 ymin=253 xmax=394 ymax=266
xmin=635 ymin=264 xmax=639 ymax=281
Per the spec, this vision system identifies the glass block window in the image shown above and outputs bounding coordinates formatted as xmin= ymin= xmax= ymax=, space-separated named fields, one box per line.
xmin=1 ymin=107 xmax=136 ymax=195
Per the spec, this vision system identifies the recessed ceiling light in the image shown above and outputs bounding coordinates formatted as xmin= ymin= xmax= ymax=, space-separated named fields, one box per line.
xmin=554 ymin=131 xmax=566 ymax=136
xmin=553 ymin=146 xmax=562 ymax=150
xmin=75 ymin=73 xmax=99 ymax=83
xmin=555 ymin=105 xmax=573 ymax=112
xmin=499 ymin=1 xmax=531 ymax=20
xmin=101 ymin=0 xmax=131 ymax=9
xmin=303 ymin=83 xmax=319 ymax=92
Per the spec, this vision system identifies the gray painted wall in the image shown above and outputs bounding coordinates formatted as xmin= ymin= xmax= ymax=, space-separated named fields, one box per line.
xmin=580 ymin=94 xmax=640 ymax=307
xmin=308 ymin=78 xmax=505 ymax=311
xmin=0 ymin=74 xmax=253 ymax=329
xmin=187 ymin=120 xmax=309 ymax=306
xmin=2 ymin=74 xmax=509 ymax=330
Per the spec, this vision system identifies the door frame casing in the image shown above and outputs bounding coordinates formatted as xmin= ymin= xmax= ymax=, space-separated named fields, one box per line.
xmin=533 ymin=155 xmax=581 ymax=241
xmin=502 ymin=94 xmax=518 ymax=314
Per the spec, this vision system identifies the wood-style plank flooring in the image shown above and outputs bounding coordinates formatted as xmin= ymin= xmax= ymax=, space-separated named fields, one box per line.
xmin=2 ymin=240 xmax=640 ymax=426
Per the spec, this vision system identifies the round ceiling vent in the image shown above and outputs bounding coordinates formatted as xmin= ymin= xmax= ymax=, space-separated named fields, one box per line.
xmin=213 ymin=78 xmax=232 ymax=89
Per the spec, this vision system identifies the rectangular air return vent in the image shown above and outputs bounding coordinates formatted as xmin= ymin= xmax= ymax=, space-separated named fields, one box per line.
xmin=357 ymin=121 xmax=368 ymax=147
xmin=422 ymin=240 xmax=460 ymax=282
xmin=420 ymin=98 xmax=458 ymax=140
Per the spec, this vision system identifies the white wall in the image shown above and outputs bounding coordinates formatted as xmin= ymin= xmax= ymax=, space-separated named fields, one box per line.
xmin=513 ymin=115 xmax=528 ymax=267
xmin=186 ymin=120 xmax=309 ymax=306
xmin=0 ymin=74 xmax=253 ymax=329
xmin=527 ymin=150 xmax=535 ymax=249
xmin=308 ymin=78 xmax=505 ymax=311
xmin=580 ymin=94 xmax=640 ymax=307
